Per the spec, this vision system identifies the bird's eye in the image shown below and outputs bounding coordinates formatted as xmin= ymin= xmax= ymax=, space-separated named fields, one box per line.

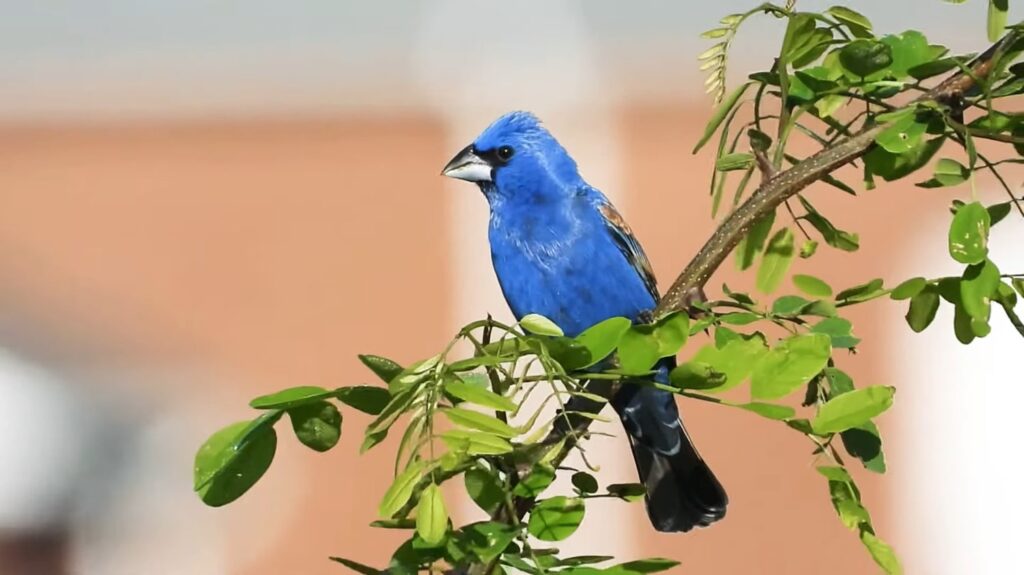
xmin=497 ymin=146 xmax=515 ymax=161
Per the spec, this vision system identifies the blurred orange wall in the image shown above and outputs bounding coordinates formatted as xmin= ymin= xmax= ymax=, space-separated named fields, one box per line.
xmin=0 ymin=105 xmax=965 ymax=573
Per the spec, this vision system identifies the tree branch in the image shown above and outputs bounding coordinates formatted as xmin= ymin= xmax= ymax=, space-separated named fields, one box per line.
xmin=657 ymin=30 xmax=1020 ymax=316
xmin=468 ymin=29 xmax=1020 ymax=569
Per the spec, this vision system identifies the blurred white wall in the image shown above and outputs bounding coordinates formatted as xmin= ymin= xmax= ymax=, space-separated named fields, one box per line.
xmin=889 ymin=192 xmax=1024 ymax=574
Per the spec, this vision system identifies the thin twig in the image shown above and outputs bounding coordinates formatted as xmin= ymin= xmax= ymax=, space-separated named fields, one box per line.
xmin=753 ymin=147 xmax=777 ymax=184
xmin=784 ymin=199 xmax=812 ymax=240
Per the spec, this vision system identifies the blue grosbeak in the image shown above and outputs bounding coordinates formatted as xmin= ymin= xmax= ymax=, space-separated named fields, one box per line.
xmin=442 ymin=112 xmax=726 ymax=532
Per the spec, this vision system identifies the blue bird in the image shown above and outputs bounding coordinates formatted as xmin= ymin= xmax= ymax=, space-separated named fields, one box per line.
xmin=442 ymin=111 xmax=727 ymax=532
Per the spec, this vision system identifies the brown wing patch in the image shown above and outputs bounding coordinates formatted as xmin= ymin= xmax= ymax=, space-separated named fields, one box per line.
xmin=599 ymin=202 xmax=659 ymax=301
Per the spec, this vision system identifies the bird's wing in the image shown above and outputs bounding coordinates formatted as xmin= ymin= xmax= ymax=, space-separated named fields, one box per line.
xmin=595 ymin=199 xmax=659 ymax=302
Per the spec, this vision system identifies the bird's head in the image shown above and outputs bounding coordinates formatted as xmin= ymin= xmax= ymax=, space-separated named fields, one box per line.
xmin=442 ymin=112 xmax=581 ymax=203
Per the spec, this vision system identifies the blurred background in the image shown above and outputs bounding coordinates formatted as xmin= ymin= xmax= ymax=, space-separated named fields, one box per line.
xmin=1 ymin=1 xmax=1021 ymax=574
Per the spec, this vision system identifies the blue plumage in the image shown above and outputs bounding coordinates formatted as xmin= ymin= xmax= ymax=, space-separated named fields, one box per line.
xmin=443 ymin=111 xmax=727 ymax=532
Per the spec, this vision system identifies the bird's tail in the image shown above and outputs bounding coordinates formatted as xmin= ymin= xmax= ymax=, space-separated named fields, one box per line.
xmin=626 ymin=421 xmax=728 ymax=532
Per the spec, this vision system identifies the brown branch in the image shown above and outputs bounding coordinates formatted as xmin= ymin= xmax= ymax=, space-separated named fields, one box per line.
xmin=464 ymin=29 xmax=1020 ymax=572
xmin=656 ymin=29 xmax=1018 ymax=315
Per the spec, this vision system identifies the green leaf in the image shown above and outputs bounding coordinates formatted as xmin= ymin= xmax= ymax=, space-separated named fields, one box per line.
xmin=839 ymin=39 xmax=892 ymax=77
xmin=390 ymin=537 xmax=444 ymax=571
xmin=397 ymin=353 xmax=442 ymax=382
xmin=617 ymin=328 xmax=661 ymax=375
xmin=1014 ymin=278 xmax=1024 ymax=298
xmin=360 ymin=430 xmax=387 ymax=454
xmin=918 ymin=158 xmax=969 ymax=188
xmin=968 ymin=111 xmax=1017 ymax=132
xmin=336 ymin=386 xmax=392 ymax=415
xmin=800 ymin=239 xmax=819 ymax=258
xmin=329 ymin=556 xmax=384 ymax=575
xmin=817 ymin=465 xmax=854 ymax=483
xmin=606 ymin=483 xmax=646 ymax=502
xmin=842 ymin=421 xmax=887 ymax=473
xmin=908 ymin=57 xmax=961 ymax=80
xmin=989 ymin=0 xmax=1009 ymax=42
xmin=670 ymin=361 xmax=727 ymax=390
xmin=652 ymin=312 xmax=690 ymax=357
xmin=366 ymin=387 xmax=418 ymax=436
xmin=906 ymin=285 xmax=941 ymax=332
xmin=250 ymin=386 xmax=332 ymax=409
xmin=714 ymin=326 xmax=741 ymax=347
xmin=786 ymin=418 xmax=814 ymax=434
xmin=194 ymin=414 xmax=279 ymax=507
xmin=615 ymin=558 xmax=682 ymax=573
xmin=954 ymin=302 xmax=977 ymax=343
xmin=949 ymin=201 xmax=990 ymax=264
xmin=574 ymin=317 xmax=632 ymax=368
xmin=445 ymin=378 xmax=517 ymax=412
xmin=571 ymin=471 xmax=599 ymax=495
xmin=798 ymin=197 xmax=860 ymax=252
xmin=996 ymin=281 xmax=1018 ymax=308
xmin=542 ymin=336 xmax=593 ymax=370
xmin=861 ymin=531 xmax=904 ymax=575
xmin=416 ymin=484 xmax=449 ymax=546
xmin=288 ymin=401 xmax=342 ymax=452
xmin=771 ymin=295 xmax=812 ymax=316
xmin=440 ymin=430 xmax=513 ymax=455
xmin=694 ymin=82 xmax=752 ymax=153
xmin=827 ymin=6 xmax=873 ymax=37
xmin=988 ymin=202 xmax=1012 ymax=226
xmin=716 ymin=152 xmax=754 ymax=171
xmin=961 ymin=259 xmax=1000 ymax=323
xmin=719 ymin=312 xmax=761 ymax=325
xmin=793 ymin=274 xmax=833 ymax=298
xmin=528 ymin=496 xmax=586 ymax=541
xmin=748 ymin=128 xmax=772 ymax=152
xmin=464 ymin=467 xmax=504 ymax=515
xmin=448 ymin=355 xmax=511 ymax=371
xmin=701 ymin=28 xmax=730 ymax=39
xmin=736 ymin=211 xmax=776 ymax=271
xmin=781 ymin=13 xmax=827 ymax=69
xmin=810 ymin=317 xmax=860 ymax=349
xmin=881 ymin=30 xmax=934 ymax=78
xmin=751 ymin=334 xmax=832 ymax=400
xmin=737 ymin=402 xmax=796 ymax=420
xmin=521 ymin=314 xmax=564 ymax=337
xmin=442 ymin=408 xmax=518 ymax=437
xmin=824 ymin=366 xmax=855 ymax=396
xmin=557 ymin=556 xmax=615 ymax=568
xmin=875 ymin=112 xmax=926 ymax=154
xmin=513 ymin=465 xmax=557 ymax=498
xmin=369 ymin=518 xmax=416 ymax=529
xmin=890 ymin=277 xmax=927 ymax=300
xmin=812 ymin=386 xmax=895 ymax=434
xmin=835 ymin=278 xmax=886 ymax=304
xmin=378 ymin=462 xmax=425 ymax=518
xmin=756 ymin=227 xmax=795 ymax=294
xmin=460 ymin=521 xmax=518 ymax=564
xmin=717 ymin=286 xmax=752 ymax=305
xmin=864 ymin=136 xmax=944 ymax=181
xmin=359 ymin=354 xmax=403 ymax=384
xmin=686 ymin=336 xmax=769 ymax=394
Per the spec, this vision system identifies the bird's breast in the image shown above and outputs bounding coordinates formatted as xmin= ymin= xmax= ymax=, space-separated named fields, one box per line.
xmin=488 ymin=216 xmax=654 ymax=337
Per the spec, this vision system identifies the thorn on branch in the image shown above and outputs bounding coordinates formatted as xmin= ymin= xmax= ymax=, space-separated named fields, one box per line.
xmin=753 ymin=147 xmax=777 ymax=184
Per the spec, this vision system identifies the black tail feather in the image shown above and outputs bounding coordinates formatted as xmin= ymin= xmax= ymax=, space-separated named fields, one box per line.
xmin=627 ymin=425 xmax=728 ymax=532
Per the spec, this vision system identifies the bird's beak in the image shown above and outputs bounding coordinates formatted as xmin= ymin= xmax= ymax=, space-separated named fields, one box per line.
xmin=441 ymin=145 xmax=493 ymax=182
